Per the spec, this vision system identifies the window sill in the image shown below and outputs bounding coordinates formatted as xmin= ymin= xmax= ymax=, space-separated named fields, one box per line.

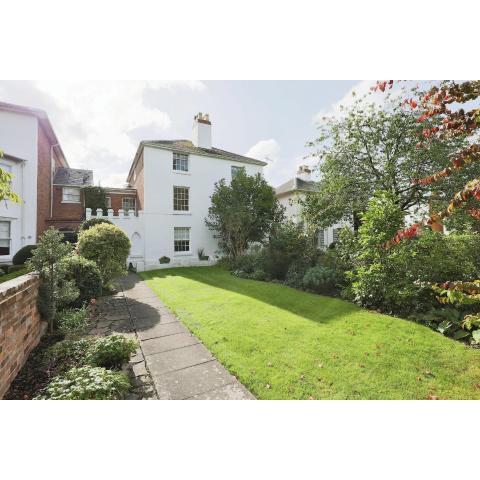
xmin=173 ymin=170 xmax=190 ymax=175
xmin=173 ymin=252 xmax=192 ymax=257
xmin=172 ymin=211 xmax=191 ymax=215
xmin=61 ymin=201 xmax=81 ymax=204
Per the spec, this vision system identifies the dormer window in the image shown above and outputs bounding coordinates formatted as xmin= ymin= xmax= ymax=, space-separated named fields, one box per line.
xmin=173 ymin=152 xmax=189 ymax=172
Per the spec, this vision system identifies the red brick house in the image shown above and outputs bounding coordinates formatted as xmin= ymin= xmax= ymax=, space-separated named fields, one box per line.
xmin=0 ymin=101 xmax=138 ymax=260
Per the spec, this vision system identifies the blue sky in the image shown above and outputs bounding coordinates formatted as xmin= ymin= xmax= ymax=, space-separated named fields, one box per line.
xmin=0 ymin=80 xmax=361 ymax=187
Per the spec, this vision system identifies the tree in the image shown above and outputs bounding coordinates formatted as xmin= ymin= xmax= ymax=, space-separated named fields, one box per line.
xmin=0 ymin=149 xmax=21 ymax=204
xmin=77 ymin=223 xmax=131 ymax=288
xmin=27 ymin=228 xmax=79 ymax=332
xmin=82 ymin=185 xmax=107 ymax=214
xmin=302 ymin=90 xmax=466 ymax=230
xmin=205 ymin=170 xmax=284 ymax=262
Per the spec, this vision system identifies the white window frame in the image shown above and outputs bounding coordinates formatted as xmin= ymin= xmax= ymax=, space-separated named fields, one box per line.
xmin=0 ymin=220 xmax=11 ymax=257
xmin=173 ymin=186 xmax=190 ymax=212
xmin=122 ymin=197 xmax=136 ymax=215
xmin=333 ymin=228 xmax=341 ymax=243
xmin=317 ymin=228 xmax=326 ymax=249
xmin=173 ymin=152 xmax=189 ymax=172
xmin=174 ymin=227 xmax=191 ymax=254
xmin=106 ymin=196 xmax=112 ymax=209
xmin=62 ymin=187 xmax=81 ymax=203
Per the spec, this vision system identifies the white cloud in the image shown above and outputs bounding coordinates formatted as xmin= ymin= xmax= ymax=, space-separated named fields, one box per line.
xmin=246 ymin=139 xmax=314 ymax=187
xmin=0 ymin=80 xmax=206 ymax=187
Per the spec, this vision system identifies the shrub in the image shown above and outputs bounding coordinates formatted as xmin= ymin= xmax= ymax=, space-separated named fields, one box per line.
xmin=251 ymin=269 xmax=267 ymax=281
xmin=87 ymin=335 xmax=138 ymax=369
xmin=303 ymin=266 xmax=338 ymax=294
xmin=79 ymin=217 xmax=113 ymax=232
xmin=78 ymin=223 xmax=131 ymax=287
xmin=63 ymin=255 xmax=102 ymax=306
xmin=56 ymin=306 xmax=92 ymax=336
xmin=35 ymin=366 xmax=130 ymax=400
xmin=12 ymin=244 xmax=36 ymax=265
xmin=43 ymin=338 xmax=94 ymax=374
xmin=284 ymin=259 xmax=310 ymax=289
xmin=27 ymin=228 xmax=79 ymax=331
xmin=159 ymin=256 xmax=171 ymax=264
xmin=262 ymin=222 xmax=316 ymax=280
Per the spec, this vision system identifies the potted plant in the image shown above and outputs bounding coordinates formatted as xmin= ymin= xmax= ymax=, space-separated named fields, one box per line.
xmin=197 ymin=248 xmax=209 ymax=261
xmin=159 ymin=256 xmax=171 ymax=264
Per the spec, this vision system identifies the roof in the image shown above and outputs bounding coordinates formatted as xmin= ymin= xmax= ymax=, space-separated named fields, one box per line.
xmin=1 ymin=152 xmax=27 ymax=163
xmin=127 ymin=139 xmax=267 ymax=182
xmin=0 ymin=101 xmax=68 ymax=167
xmin=275 ymin=177 xmax=317 ymax=196
xmin=53 ymin=167 xmax=93 ymax=186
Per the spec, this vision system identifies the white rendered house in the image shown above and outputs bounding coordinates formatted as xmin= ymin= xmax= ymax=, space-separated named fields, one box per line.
xmin=95 ymin=113 xmax=267 ymax=271
xmin=275 ymin=165 xmax=351 ymax=248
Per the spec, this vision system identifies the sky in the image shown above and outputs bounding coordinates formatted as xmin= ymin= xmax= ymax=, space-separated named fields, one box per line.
xmin=0 ymin=80 xmax=366 ymax=187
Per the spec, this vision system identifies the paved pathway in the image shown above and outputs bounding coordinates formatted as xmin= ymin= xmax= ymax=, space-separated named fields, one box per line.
xmin=95 ymin=273 xmax=254 ymax=400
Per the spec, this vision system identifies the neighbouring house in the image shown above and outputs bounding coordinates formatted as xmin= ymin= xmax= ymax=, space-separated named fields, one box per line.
xmin=89 ymin=113 xmax=267 ymax=271
xmin=0 ymin=101 xmax=93 ymax=262
xmin=275 ymin=165 xmax=350 ymax=248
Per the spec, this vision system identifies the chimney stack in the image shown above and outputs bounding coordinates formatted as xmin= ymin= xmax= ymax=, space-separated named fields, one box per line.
xmin=192 ymin=112 xmax=212 ymax=149
xmin=297 ymin=165 xmax=312 ymax=182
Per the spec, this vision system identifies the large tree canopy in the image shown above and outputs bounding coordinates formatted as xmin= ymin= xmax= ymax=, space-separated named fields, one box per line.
xmin=205 ymin=170 xmax=284 ymax=261
xmin=302 ymin=91 xmax=467 ymax=229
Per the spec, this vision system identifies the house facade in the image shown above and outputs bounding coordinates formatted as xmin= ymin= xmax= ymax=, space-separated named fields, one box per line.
xmin=94 ymin=113 xmax=267 ymax=271
xmin=0 ymin=101 xmax=93 ymax=262
xmin=275 ymin=165 xmax=350 ymax=248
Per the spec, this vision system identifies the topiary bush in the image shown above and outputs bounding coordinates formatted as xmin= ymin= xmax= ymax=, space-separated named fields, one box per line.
xmin=63 ymin=255 xmax=102 ymax=306
xmin=86 ymin=335 xmax=138 ymax=369
xmin=302 ymin=266 xmax=338 ymax=294
xmin=77 ymin=223 xmax=131 ymax=287
xmin=35 ymin=366 xmax=131 ymax=400
xmin=12 ymin=244 xmax=36 ymax=265
xmin=79 ymin=217 xmax=113 ymax=232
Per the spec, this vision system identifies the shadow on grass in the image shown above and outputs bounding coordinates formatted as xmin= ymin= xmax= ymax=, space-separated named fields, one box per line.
xmin=140 ymin=266 xmax=364 ymax=325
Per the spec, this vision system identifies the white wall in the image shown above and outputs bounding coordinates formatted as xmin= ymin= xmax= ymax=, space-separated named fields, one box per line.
xmin=278 ymin=190 xmax=351 ymax=248
xmin=142 ymin=146 xmax=263 ymax=269
xmin=0 ymin=111 xmax=38 ymax=262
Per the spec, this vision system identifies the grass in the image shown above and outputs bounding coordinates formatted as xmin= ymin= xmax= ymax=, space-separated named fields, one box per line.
xmin=0 ymin=266 xmax=29 ymax=284
xmin=140 ymin=267 xmax=480 ymax=400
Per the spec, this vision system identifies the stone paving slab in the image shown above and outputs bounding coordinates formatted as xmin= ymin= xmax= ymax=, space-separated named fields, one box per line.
xmin=110 ymin=272 xmax=256 ymax=400
xmin=189 ymin=382 xmax=254 ymax=400
xmin=141 ymin=332 xmax=200 ymax=356
xmin=147 ymin=343 xmax=214 ymax=376
xmin=153 ymin=360 xmax=237 ymax=400
xmin=137 ymin=321 xmax=188 ymax=341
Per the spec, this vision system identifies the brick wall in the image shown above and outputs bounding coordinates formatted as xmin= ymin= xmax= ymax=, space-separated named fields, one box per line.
xmin=0 ymin=274 xmax=47 ymax=399
xmin=36 ymin=124 xmax=52 ymax=238
xmin=107 ymin=193 xmax=138 ymax=214
xmin=51 ymin=185 xmax=85 ymax=227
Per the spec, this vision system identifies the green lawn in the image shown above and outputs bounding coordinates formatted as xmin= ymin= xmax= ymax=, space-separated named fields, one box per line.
xmin=140 ymin=267 xmax=480 ymax=399
xmin=0 ymin=267 xmax=29 ymax=284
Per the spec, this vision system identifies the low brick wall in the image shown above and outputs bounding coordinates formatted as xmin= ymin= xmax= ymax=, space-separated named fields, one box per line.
xmin=0 ymin=273 xmax=47 ymax=399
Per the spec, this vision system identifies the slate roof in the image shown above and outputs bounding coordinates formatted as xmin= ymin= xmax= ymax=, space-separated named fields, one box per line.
xmin=275 ymin=177 xmax=317 ymax=196
xmin=141 ymin=140 xmax=268 ymax=166
xmin=53 ymin=167 xmax=93 ymax=186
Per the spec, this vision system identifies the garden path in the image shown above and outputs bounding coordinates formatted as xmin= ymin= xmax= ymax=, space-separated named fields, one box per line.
xmin=95 ymin=273 xmax=254 ymax=400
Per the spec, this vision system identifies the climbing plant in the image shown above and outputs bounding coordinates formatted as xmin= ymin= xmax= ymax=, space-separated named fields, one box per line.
xmin=83 ymin=185 xmax=107 ymax=214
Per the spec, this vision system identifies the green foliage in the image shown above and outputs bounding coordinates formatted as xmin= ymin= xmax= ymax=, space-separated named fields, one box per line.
xmin=284 ymin=258 xmax=310 ymax=289
xmin=82 ymin=185 xmax=107 ymax=214
xmin=262 ymin=221 xmax=316 ymax=280
xmin=27 ymin=228 xmax=79 ymax=331
xmin=12 ymin=244 xmax=36 ymax=265
xmin=86 ymin=335 xmax=138 ymax=369
xmin=77 ymin=223 xmax=131 ymax=287
xmin=62 ymin=255 xmax=102 ymax=306
xmin=302 ymin=266 xmax=338 ymax=294
xmin=302 ymin=91 xmax=466 ymax=228
xmin=42 ymin=338 xmax=94 ymax=374
xmin=35 ymin=366 xmax=130 ymax=400
xmin=206 ymin=170 xmax=284 ymax=262
xmin=0 ymin=266 xmax=29 ymax=284
xmin=56 ymin=306 xmax=92 ymax=336
xmin=159 ymin=256 xmax=171 ymax=264
xmin=0 ymin=149 xmax=22 ymax=203
xmin=79 ymin=217 xmax=113 ymax=232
